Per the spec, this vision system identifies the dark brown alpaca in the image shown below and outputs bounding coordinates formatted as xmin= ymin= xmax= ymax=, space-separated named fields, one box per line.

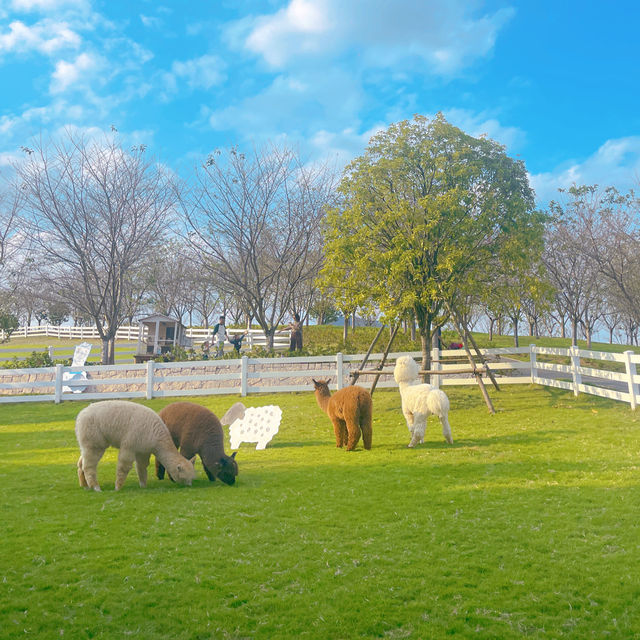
xmin=156 ymin=402 xmax=238 ymax=485
xmin=312 ymin=379 xmax=373 ymax=450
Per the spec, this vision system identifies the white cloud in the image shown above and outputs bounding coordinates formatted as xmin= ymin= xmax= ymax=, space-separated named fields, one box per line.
xmin=11 ymin=0 xmax=88 ymax=12
xmin=309 ymin=124 xmax=385 ymax=165
xmin=207 ymin=68 xmax=363 ymax=141
xmin=442 ymin=108 xmax=526 ymax=151
xmin=0 ymin=152 xmax=21 ymax=168
xmin=242 ymin=0 xmax=514 ymax=73
xmin=140 ymin=14 xmax=162 ymax=29
xmin=246 ymin=0 xmax=332 ymax=66
xmin=50 ymin=51 xmax=102 ymax=93
xmin=530 ymin=136 xmax=640 ymax=205
xmin=169 ymin=54 xmax=226 ymax=90
xmin=0 ymin=19 xmax=81 ymax=55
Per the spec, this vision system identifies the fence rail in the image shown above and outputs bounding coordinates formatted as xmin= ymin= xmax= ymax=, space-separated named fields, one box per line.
xmin=1 ymin=324 xmax=290 ymax=347
xmin=1 ymin=344 xmax=640 ymax=408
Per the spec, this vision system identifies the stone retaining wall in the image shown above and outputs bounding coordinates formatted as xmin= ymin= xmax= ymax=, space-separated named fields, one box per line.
xmin=0 ymin=359 xmax=370 ymax=397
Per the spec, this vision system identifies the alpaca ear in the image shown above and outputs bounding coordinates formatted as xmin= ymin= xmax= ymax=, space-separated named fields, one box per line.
xmin=231 ymin=451 xmax=237 ymax=459
xmin=190 ymin=456 xmax=196 ymax=465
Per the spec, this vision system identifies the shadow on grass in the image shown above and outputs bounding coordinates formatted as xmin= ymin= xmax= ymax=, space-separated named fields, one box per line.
xmin=269 ymin=440 xmax=334 ymax=448
xmin=455 ymin=428 xmax=577 ymax=448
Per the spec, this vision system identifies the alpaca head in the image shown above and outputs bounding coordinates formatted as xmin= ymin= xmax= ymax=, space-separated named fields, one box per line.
xmin=393 ymin=356 xmax=420 ymax=384
xmin=171 ymin=457 xmax=197 ymax=486
xmin=312 ymin=378 xmax=331 ymax=395
xmin=204 ymin=451 xmax=238 ymax=486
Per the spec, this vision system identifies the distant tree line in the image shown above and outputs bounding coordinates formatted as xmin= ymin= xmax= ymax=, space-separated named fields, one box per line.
xmin=1 ymin=117 xmax=639 ymax=362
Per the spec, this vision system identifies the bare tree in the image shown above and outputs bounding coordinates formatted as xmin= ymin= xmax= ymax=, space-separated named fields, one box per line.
xmin=0 ymin=177 xmax=29 ymax=309
xmin=553 ymin=186 xmax=640 ymax=331
xmin=543 ymin=213 xmax=602 ymax=346
xmin=143 ymin=238 xmax=195 ymax=321
xmin=16 ymin=131 xmax=176 ymax=363
xmin=181 ymin=145 xmax=336 ymax=349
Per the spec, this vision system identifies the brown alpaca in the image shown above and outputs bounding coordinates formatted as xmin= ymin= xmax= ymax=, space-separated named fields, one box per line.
xmin=156 ymin=402 xmax=238 ymax=485
xmin=312 ymin=379 xmax=373 ymax=450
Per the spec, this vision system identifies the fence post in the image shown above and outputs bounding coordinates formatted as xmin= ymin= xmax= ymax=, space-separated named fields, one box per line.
xmin=530 ymin=343 xmax=537 ymax=383
xmin=570 ymin=345 xmax=581 ymax=397
xmin=241 ymin=356 xmax=248 ymax=397
xmin=54 ymin=363 xmax=63 ymax=403
xmin=48 ymin=345 xmax=54 ymax=359
xmin=336 ymin=352 xmax=344 ymax=389
xmin=623 ymin=350 xmax=638 ymax=410
xmin=431 ymin=345 xmax=441 ymax=389
xmin=146 ymin=360 xmax=155 ymax=400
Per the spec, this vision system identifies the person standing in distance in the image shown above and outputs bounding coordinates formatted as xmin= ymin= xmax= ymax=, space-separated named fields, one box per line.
xmin=212 ymin=315 xmax=227 ymax=358
xmin=288 ymin=313 xmax=303 ymax=351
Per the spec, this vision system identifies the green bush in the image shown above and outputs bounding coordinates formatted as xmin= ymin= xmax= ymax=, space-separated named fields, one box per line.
xmin=1 ymin=350 xmax=64 ymax=369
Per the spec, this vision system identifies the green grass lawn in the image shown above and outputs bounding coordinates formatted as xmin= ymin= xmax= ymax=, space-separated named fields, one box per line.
xmin=1 ymin=385 xmax=639 ymax=639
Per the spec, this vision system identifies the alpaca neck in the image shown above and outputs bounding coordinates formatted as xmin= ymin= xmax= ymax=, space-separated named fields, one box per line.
xmin=314 ymin=390 xmax=331 ymax=414
xmin=397 ymin=379 xmax=418 ymax=391
xmin=156 ymin=446 xmax=185 ymax=472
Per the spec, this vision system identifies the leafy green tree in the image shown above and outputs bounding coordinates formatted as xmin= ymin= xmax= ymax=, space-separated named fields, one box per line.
xmin=0 ymin=312 xmax=18 ymax=343
xmin=320 ymin=113 xmax=538 ymax=371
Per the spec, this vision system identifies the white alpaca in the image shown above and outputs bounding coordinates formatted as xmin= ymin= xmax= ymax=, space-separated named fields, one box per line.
xmin=75 ymin=400 xmax=196 ymax=491
xmin=393 ymin=356 xmax=453 ymax=448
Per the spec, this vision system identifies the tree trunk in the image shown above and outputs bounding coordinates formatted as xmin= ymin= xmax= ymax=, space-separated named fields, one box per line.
xmin=513 ymin=317 xmax=519 ymax=348
xmin=101 ymin=338 xmax=110 ymax=365
xmin=571 ymin=317 xmax=578 ymax=347
xmin=343 ymin=315 xmax=348 ymax=343
xmin=265 ymin=328 xmax=275 ymax=351
xmin=420 ymin=324 xmax=432 ymax=384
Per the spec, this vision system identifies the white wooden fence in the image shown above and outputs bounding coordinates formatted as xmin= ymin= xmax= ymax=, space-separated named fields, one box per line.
xmin=2 ymin=344 xmax=639 ymax=408
xmin=1 ymin=324 xmax=290 ymax=349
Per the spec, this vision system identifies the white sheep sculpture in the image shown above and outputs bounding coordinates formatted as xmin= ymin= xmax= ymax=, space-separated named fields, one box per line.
xmin=75 ymin=400 xmax=197 ymax=491
xmin=221 ymin=402 xmax=282 ymax=450
xmin=393 ymin=356 xmax=454 ymax=448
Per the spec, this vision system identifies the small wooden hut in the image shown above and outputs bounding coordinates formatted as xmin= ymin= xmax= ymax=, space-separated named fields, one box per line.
xmin=134 ymin=314 xmax=192 ymax=362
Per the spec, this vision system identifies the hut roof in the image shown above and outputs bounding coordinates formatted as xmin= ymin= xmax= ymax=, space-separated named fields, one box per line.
xmin=138 ymin=314 xmax=184 ymax=326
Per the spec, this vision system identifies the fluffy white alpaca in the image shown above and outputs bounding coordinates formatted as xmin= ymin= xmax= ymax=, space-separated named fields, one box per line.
xmin=75 ymin=400 xmax=196 ymax=491
xmin=393 ymin=356 xmax=453 ymax=448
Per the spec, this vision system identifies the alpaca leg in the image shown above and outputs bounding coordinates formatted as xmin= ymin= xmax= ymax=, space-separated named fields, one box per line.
xmin=440 ymin=414 xmax=454 ymax=444
xmin=361 ymin=420 xmax=373 ymax=450
xmin=332 ymin=418 xmax=347 ymax=447
xmin=77 ymin=455 xmax=88 ymax=487
xmin=135 ymin=453 xmax=151 ymax=488
xmin=345 ymin=420 xmax=361 ymax=451
xmin=79 ymin=447 xmax=105 ymax=491
xmin=155 ymin=458 xmax=166 ymax=480
xmin=403 ymin=409 xmax=414 ymax=433
xmin=339 ymin=423 xmax=349 ymax=447
xmin=115 ymin=450 xmax=135 ymax=490
xmin=408 ymin=415 xmax=427 ymax=448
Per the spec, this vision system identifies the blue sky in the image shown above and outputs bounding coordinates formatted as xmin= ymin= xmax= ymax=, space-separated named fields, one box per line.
xmin=1 ymin=0 xmax=639 ymax=205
